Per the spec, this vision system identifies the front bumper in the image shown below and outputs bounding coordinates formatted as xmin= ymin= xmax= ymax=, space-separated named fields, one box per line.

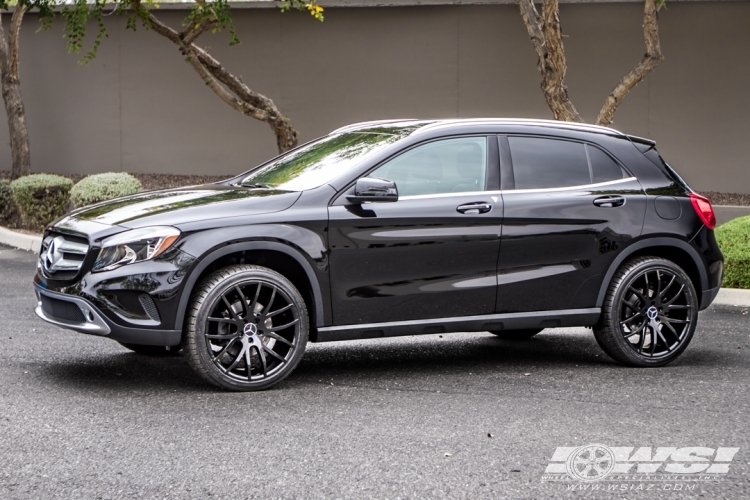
xmin=34 ymin=285 xmax=182 ymax=347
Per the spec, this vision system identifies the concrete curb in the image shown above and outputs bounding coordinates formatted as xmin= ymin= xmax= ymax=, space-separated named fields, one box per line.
xmin=715 ymin=205 xmax=750 ymax=227
xmin=0 ymin=226 xmax=42 ymax=253
xmin=713 ymin=288 xmax=750 ymax=308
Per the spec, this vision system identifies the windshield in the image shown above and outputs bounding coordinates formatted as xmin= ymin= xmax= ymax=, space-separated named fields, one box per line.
xmin=240 ymin=132 xmax=403 ymax=191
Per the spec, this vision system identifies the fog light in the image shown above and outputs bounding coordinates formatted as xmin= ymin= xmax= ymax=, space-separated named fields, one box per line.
xmin=81 ymin=308 xmax=95 ymax=323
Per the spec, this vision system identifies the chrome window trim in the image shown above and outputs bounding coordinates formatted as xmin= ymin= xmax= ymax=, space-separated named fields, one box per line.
xmin=500 ymin=176 xmax=638 ymax=195
xmin=395 ymin=177 xmax=638 ymax=201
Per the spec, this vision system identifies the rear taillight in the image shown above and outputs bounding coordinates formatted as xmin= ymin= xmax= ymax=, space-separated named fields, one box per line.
xmin=689 ymin=193 xmax=716 ymax=230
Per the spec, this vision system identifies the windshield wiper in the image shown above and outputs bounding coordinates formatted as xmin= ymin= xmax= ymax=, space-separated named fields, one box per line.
xmin=240 ymin=182 xmax=271 ymax=189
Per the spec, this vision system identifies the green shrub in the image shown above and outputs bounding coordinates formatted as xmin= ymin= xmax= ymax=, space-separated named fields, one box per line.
xmin=70 ymin=172 xmax=142 ymax=208
xmin=0 ymin=179 xmax=16 ymax=225
xmin=715 ymin=215 xmax=750 ymax=289
xmin=10 ymin=174 xmax=73 ymax=231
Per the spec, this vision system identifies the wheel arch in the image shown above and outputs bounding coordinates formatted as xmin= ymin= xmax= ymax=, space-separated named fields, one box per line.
xmin=596 ymin=237 xmax=708 ymax=308
xmin=175 ymin=241 xmax=326 ymax=332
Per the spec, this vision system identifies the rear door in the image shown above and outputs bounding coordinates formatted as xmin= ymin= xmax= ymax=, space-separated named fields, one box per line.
xmin=328 ymin=136 xmax=503 ymax=325
xmin=496 ymin=135 xmax=647 ymax=314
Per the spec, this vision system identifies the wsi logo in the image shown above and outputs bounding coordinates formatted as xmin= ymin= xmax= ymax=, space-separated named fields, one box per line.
xmin=542 ymin=444 xmax=740 ymax=483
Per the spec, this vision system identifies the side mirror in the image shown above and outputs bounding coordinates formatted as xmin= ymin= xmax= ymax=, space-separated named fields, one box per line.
xmin=346 ymin=177 xmax=398 ymax=204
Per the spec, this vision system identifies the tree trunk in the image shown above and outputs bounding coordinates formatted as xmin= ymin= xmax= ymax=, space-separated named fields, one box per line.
xmin=0 ymin=6 xmax=31 ymax=179
xmin=132 ymin=2 xmax=298 ymax=154
xmin=519 ymin=0 xmax=582 ymax=123
xmin=596 ymin=0 xmax=664 ymax=127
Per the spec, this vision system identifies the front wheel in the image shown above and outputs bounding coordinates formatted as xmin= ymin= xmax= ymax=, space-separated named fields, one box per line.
xmin=593 ymin=257 xmax=698 ymax=367
xmin=182 ymin=265 xmax=309 ymax=391
xmin=488 ymin=329 xmax=543 ymax=340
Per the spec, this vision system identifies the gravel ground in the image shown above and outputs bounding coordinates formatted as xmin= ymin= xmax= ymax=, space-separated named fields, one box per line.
xmin=1 ymin=245 xmax=750 ymax=499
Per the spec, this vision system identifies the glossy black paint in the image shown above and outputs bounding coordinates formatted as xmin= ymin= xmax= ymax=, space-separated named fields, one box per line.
xmin=33 ymin=119 xmax=723 ymax=346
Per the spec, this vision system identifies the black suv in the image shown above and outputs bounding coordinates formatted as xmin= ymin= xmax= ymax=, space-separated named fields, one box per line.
xmin=33 ymin=119 xmax=723 ymax=391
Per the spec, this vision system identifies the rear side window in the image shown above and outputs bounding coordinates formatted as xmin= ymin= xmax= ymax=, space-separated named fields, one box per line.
xmin=508 ymin=137 xmax=626 ymax=189
xmin=509 ymin=137 xmax=589 ymax=189
xmin=588 ymin=145 xmax=625 ymax=184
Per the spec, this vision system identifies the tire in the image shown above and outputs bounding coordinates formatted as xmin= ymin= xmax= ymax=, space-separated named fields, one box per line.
xmin=182 ymin=265 xmax=309 ymax=391
xmin=488 ymin=329 xmax=543 ymax=340
xmin=593 ymin=256 xmax=698 ymax=367
xmin=119 ymin=343 xmax=182 ymax=355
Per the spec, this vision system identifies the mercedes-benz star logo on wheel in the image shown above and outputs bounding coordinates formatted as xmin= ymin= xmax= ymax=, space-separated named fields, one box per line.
xmin=243 ymin=323 xmax=258 ymax=336
xmin=566 ymin=444 xmax=616 ymax=482
xmin=44 ymin=236 xmax=65 ymax=273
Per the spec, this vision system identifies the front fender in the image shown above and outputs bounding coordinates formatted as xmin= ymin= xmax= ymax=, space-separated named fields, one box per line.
xmin=174 ymin=227 xmax=329 ymax=330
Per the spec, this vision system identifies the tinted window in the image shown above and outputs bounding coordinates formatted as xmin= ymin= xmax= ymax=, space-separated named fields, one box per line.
xmin=588 ymin=145 xmax=625 ymax=184
xmin=509 ymin=137 xmax=589 ymax=189
xmin=369 ymin=137 xmax=487 ymax=197
xmin=240 ymin=132 xmax=402 ymax=191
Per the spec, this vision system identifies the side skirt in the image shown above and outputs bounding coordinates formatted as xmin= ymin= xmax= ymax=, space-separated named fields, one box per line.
xmin=314 ymin=308 xmax=601 ymax=342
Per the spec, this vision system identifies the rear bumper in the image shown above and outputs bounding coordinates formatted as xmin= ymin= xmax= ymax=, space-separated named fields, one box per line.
xmin=34 ymin=285 xmax=181 ymax=346
xmin=700 ymin=285 xmax=721 ymax=311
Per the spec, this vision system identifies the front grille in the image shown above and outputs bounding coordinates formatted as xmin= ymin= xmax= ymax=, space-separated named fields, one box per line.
xmin=40 ymin=295 xmax=86 ymax=323
xmin=40 ymin=231 xmax=90 ymax=278
xmin=138 ymin=294 xmax=161 ymax=322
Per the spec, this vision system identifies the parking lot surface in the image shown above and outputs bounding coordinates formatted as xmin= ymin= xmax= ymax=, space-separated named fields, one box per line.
xmin=0 ymin=244 xmax=748 ymax=499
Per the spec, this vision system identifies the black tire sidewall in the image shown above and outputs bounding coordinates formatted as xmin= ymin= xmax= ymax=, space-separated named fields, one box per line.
xmin=597 ymin=258 xmax=698 ymax=367
xmin=185 ymin=266 xmax=309 ymax=391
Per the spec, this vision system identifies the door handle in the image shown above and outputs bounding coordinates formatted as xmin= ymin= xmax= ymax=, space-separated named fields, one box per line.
xmin=457 ymin=203 xmax=492 ymax=214
xmin=593 ymin=196 xmax=625 ymax=208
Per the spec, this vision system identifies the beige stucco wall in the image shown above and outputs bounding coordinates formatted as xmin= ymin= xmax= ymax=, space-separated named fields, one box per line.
xmin=1 ymin=2 xmax=749 ymax=193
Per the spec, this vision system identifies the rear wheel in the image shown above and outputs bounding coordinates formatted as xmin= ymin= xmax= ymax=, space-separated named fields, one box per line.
xmin=488 ymin=329 xmax=543 ymax=340
xmin=594 ymin=257 xmax=698 ymax=367
xmin=119 ymin=343 xmax=181 ymax=355
xmin=182 ymin=265 xmax=309 ymax=391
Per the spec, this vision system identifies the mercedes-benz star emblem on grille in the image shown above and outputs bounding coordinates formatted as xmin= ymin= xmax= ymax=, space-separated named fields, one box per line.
xmin=44 ymin=236 xmax=66 ymax=273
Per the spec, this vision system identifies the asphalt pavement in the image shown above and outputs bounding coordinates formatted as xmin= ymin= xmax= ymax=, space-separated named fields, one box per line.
xmin=0 ymin=244 xmax=748 ymax=499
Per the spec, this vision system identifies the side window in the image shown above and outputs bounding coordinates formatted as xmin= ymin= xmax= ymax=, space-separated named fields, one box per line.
xmin=508 ymin=137 xmax=590 ymax=189
xmin=369 ymin=137 xmax=487 ymax=197
xmin=587 ymin=145 xmax=626 ymax=184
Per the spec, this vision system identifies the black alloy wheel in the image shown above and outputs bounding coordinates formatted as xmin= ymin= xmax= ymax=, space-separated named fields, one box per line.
xmin=183 ymin=265 xmax=308 ymax=391
xmin=488 ymin=329 xmax=543 ymax=340
xmin=594 ymin=257 xmax=698 ymax=367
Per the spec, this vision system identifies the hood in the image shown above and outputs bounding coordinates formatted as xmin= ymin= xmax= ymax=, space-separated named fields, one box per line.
xmin=60 ymin=184 xmax=302 ymax=230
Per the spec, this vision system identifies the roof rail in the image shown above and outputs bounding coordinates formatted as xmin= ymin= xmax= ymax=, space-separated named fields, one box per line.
xmin=330 ymin=119 xmax=418 ymax=135
xmin=412 ymin=118 xmax=625 ymax=137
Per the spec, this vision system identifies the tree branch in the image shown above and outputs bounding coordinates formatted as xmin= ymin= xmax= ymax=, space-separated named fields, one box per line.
xmin=8 ymin=4 xmax=26 ymax=78
xmin=596 ymin=0 xmax=663 ymax=127
xmin=519 ymin=0 xmax=582 ymax=123
xmin=130 ymin=2 xmax=297 ymax=152
xmin=0 ymin=11 xmax=10 ymax=81
xmin=181 ymin=19 xmax=217 ymax=47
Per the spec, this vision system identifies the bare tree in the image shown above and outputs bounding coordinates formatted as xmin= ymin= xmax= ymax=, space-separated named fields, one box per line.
xmin=123 ymin=0 xmax=320 ymax=154
xmin=0 ymin=0 xmax=321 ymax=178
xmin=0 ymin=4 xmax=31 ymax=179
xmin=519 ymin=0 xmax=664 ymax=127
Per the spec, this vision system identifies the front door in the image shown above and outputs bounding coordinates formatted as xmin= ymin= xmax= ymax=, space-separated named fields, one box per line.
xmin=328 ymin=136 xmax=502 ymax=326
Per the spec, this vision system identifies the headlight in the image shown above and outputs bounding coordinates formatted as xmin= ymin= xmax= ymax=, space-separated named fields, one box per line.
xmin=93 ymin=226 xmax=181 ymax=272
